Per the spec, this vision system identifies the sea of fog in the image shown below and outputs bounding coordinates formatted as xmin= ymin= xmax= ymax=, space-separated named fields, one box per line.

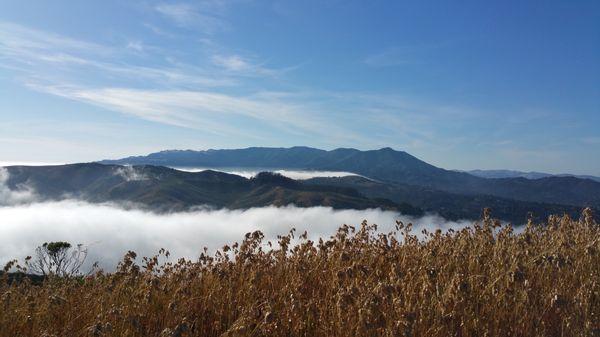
xmin=0 ymin=202 xmax=473 ymax=271
xmin=0 ymin=161 xmax=362 ymax=180
xmin=170 ymin=166 xmax=361 ymax=180
xmin=0 ymin=167 xmax=472 ymax=271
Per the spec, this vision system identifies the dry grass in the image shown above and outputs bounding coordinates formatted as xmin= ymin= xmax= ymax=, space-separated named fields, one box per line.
xmin=1 ymin=209 xmax=599 ymax=337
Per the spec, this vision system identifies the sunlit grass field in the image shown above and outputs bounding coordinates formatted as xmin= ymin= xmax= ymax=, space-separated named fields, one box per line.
xmin=1 ymin=209 xmax=599 ymax=337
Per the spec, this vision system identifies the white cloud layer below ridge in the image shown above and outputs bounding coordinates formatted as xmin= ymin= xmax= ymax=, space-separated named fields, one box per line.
xmin=170 ymin=167 xmax=360 ymax=180
xmin=0 ymin=166 xmax=471 ymax=272
xmin=0 ymin=201 xmax=472 ymax=271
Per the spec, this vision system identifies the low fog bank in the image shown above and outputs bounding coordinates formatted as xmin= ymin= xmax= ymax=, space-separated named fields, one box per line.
xmin=0 ymin=162 xmax=67 ymax=167
xmin=171 ymin=167 xmax=360 ymax=180
xmin=0 ymin=167 xmax=472 ymax=271
xmin=0 ymin=201 xmax=472 ymax=271
xmin=0 ymin=168 xmax=37 ymax=206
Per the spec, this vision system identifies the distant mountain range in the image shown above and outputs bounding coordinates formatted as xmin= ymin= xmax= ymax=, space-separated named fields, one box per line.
xmin=102 ymin=147 xmax=600 ymax=211
xmin=2 ymin=146 xmax=597 ymax=225
xmin=465 ymin=169 xmax=600 ymax=183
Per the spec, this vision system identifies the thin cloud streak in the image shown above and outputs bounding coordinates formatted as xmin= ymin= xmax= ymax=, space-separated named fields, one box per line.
xmin=171 ymin=167 xmax=361 ymax=180
xmin=1 ymin=21 xmax=331 ymax=139
xmin=0 ymin=21 xmax=235 ymax=88
xmin=0 ymin=21 xmax=109 ymax=57
xmin=211 ymin=54 xmax=286 ymax=78
xmin=155 ymin=2 xmax=229 ymax=33
xmin=25 ymin=84 xmax=329 ymax=138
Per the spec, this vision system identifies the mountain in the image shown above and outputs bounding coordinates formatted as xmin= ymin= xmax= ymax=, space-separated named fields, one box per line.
xmin=4 ymin=163 xmax=596 ymax=224
xmin=102 ymin=147 xmax=600 ymax=209
xmin=304 ymin=176 xmax=590 ymax=224
xmin=3 ymin=164 xmax=421 ymax=215
xmin=101 ymin=146 xmax=328 ymax=168
xmin=467 ymin=169 xmax=600 ymax=183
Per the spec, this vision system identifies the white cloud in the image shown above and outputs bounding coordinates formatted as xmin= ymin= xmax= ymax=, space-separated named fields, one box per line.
xmin=0 ymin=21 xmax=336 ymax=139
xmin=171 ymin=167 xmax=361 ymax=180
xmin=0 ymin=21 xmax=108 ymax=58
xmin=211 ymin=54 xmax=280 ymax=77
xmin=212 ymin=54 xmax=250 ymax=71
xmin=0 ymin=21 xmax=235 ymax=88
xmin=114 ymin=166 xmax=149 ymax=181
xmin=126 ymin=41 xmax=145 ymax=52
xmin=155 ymin=3 xmax=198 ymax=25
xmin=0 ymin=201 xmax=471 ymax=271
xmin=0 ymin=162 xmax=65 ymax=167
xmin=26 ymin=84 xmax=327 ymax=137
xmin=0 ymin=168 xmax=37 ymax=206
xmin=155 ymin=3 xmax=228 ymax=33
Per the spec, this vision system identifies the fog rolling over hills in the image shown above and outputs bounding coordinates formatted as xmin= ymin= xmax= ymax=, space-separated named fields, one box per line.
xmin=102 ymin=147 xmax=600 ymax=212
xmin=3 ymin=161 xmax=595 ymax=224
xmin=1 ymin=146 xmax=597 ymax=226
xmin=2 ymin=164 xmax=420 ymax=215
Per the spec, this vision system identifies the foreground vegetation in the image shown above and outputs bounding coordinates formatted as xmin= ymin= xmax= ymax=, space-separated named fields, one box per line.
xmin=1 ymin=209 xmax=599 ymax=337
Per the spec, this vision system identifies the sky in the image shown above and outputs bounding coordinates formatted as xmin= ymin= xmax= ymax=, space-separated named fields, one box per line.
xmin=0 ymin=0 xmax=598 ymax=175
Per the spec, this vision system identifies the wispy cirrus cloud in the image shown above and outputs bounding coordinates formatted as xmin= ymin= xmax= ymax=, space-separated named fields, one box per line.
xmin=0 ymin=21 xmax=237 ymax=88
xmin=211 ymin=54 xmax=285 ymax=77
xmin=0 ymin=21 xmax=108 ymax=57
xmin=24 ymin=83 xmax=332 ymax=138
xmin=155 ymin=3 xmax=198 ymax=25
xmin=212 ymin=54 xmax=251 ymax=71
xmin=0 ymin=22 xmax=372 ymax=144
xmin=0 ymin=21 xmax=110 ymax=74
xmin=155 ymin=2 xmax=229 ymax=34
xmin=0 ymin=20 xmax=288 ymax=86
xmin=0 ymin=20 xmax=481 ymax=155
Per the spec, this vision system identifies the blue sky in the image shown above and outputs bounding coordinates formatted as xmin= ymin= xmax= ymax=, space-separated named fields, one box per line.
xmin=0 ymin=0 xmax=598 ymax=175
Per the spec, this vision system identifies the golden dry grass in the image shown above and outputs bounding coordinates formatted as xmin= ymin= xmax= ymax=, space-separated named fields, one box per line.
xmin=1 ymin=209 xmax=599 ymax=337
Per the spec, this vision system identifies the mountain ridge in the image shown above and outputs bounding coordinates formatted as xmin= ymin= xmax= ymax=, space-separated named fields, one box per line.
xmin=3 ymin=163 xmax=596 ymax=224
xmin=101 ymin=147 xmax=600 ymax=209
xmin=3 ymin=164 xmax=421 ymax=215
xmin=466 ymin=169 xmax=600 ymax=183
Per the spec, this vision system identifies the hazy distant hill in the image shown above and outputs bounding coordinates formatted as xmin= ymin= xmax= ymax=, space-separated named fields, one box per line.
xmin=305 ymin=176 xmax=589 ymax=224
xmin=467 ymin=169 xmax=600 ymax=183
xmin=102 ymin=147 xmax=600 ymax=209
xmin=3 ymin=164 xmax=421 ymax=215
